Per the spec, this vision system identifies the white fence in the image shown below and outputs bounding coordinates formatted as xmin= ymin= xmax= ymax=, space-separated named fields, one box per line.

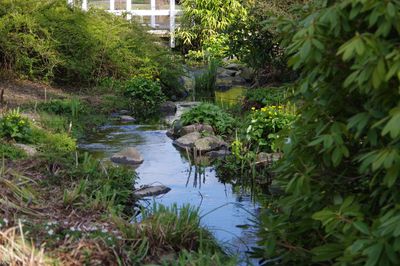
xmin=67 ymin=0 xmax=181 ymax=47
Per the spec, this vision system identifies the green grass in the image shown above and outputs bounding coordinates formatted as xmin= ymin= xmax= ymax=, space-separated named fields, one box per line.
xmin=0 ymin=142 xmax=27 ymax=160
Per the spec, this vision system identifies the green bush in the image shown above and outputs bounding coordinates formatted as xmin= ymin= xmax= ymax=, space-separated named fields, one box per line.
xmin=32 ymin=127 xmax=76 ymax=155
xmin=254 ymin=0 xmax=400 ymax=265
xmin=245 ymin=105 xmax=296 ymax=152
xmin=0 ymin=109 xmax=32 ymax=142
xmin=180 ymin=103 xmax=235 ymax=135
xmin=123 ymin=77 xmax=166 ymax=120
xmin=0 ymin=0 xmax=181 ymax=85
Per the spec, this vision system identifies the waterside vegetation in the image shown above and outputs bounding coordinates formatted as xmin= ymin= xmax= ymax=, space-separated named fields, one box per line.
xmin=1 ymin=0 xmax=400 ymax=265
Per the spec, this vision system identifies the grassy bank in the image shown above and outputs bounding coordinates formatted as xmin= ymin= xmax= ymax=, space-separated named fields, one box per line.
xmin=0 ymin=82 xmax=234 ymax=265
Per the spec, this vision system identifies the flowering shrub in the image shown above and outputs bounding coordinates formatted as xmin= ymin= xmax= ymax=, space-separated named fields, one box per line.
xmin=0 ymin=109 xmax=32 ymax=142
xmin=246 ymin=105 xmax=296 ymax=151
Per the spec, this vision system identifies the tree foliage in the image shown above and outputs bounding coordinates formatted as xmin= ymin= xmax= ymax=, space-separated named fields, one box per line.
xmin=0 ymin=0 xmax=179 ymax=87
xmin=254 ymin=0 xmax=400 ymax=265
xmin=176 ymin=0 xmax=247 ymax=58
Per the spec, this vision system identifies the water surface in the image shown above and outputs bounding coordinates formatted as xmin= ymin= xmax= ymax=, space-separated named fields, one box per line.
xmin=80 ymin=121 xmax=260 ymax=264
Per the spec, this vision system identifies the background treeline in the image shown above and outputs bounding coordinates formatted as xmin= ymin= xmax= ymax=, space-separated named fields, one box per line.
xmin=0 ymin=0 xmax=181 ymax=88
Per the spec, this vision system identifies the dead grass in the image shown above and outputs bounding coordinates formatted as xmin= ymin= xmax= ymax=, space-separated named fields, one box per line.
xmin=0 ymin=225 xmax=54 ymax=266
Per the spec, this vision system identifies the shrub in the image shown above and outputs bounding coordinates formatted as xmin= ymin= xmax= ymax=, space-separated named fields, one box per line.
xmin=180 ymin=103 xmax=235 ymax=135
xmin=123 ymin=77 xmax=166 ymax=120
xmin=0 ymin=109 xmax=32 ymax=142
xmin=245 ymin=105 xmax=296 ymax=152
xmin=0 ymin=0 xmax=181 ymax=86
xmin=32 ymin=127 xmax=76 ymax=155
xmin=254 ymin=0 xmax=400 ymax=264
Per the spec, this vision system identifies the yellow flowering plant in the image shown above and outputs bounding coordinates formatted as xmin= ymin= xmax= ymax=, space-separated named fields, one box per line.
xmin=246 ymin=105 xmax=296 ymax=152
xmin=0 ymin=108 xmax=32 ymax=142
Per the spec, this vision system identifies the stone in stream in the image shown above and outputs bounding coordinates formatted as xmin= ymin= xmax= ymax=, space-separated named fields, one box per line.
xmin=119 ymin=110 xmax=130 ymax=115
xmin=224 ymin=63 xmax=242 ymax=71
xmin=111 ymin=147 xmax=144 ymax=165
xmin=194 ymin=136 xmax=228 ymax=153
xmin=119 ymin=115 xmax=136 ymax=122
xmin=159 ymin=101 xmax=177 ymax=115
xmin=133 ymin=185 xmax=171 ymax=198
xmin=179 ymin=124 xmax=214 ymax=137
xmin=205 ymin=149 xmax=231 ymax=159
xmin=217 ymin=67 xmax=237 ymax=78
xmin=172 ymin=132 xmax=201 ymax=149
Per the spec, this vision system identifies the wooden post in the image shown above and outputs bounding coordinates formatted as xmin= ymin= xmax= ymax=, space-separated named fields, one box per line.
xmin=169 ymin=0 xmax=176 ymax=48
xmin=82 ymin=0 xmax=88 ymax=11
xmin=150 ymin=0 xmax=156 ymax=28
xmin=126 ymin=0 xmax=132 ymax=20
xmin=110 ymin=0 xmax=115 ymax=11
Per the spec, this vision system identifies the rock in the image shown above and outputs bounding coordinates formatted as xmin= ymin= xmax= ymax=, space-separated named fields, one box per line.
xmin=133 ymin=185 xmax=171 ymax=198
xmin=119 ymin=110 xmax=130 ymax=115
xmin=239 ymin=67 xmax=255 ymax=82
xmin=225 ymin=63 xmax=242 ymax=71
xmin=159 ymin=101 xmax=177 ymax=115
xmin=14 ymin=143 xmax=37 ymax=156
xmin=256 ymin=152 xmax=282 ymax=166
xmin=173 ymin=132 xmax=202 ymax=149
xmin=166 ymin=129 xmax=175 ymax=139
xmin=119 ymin=115 xmax=136 ymax=122
xmin=194 ymin=136 xmax=228 ymax=153
xmin=205 ymin=149 xmax=230 ymax=159
xmin=111 ymin=147 xmax=144 ymax=165
xmin=179 ymin=124 xmax=214 ymax=137
xmin=216 ymin=77 xmax=234 ymax=91
xmin=233 ymin=76 xmax=247 ymax=85
xmin=179 ymin=75 xmax=195 ymax=92
xmin=217 ymin=67 xmax=237 ymax=78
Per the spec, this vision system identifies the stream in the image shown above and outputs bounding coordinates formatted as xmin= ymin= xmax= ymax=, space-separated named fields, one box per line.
xmin=79 ymin=90 xmax=261 ymax=265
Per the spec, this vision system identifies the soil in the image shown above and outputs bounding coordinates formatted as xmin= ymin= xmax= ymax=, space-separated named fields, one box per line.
xmin=0 ymin=79 xmax=69 ymax=110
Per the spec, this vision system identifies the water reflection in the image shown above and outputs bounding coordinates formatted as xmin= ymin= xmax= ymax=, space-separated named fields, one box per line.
xmin=79 ymin=121 xmax=260 ymax=265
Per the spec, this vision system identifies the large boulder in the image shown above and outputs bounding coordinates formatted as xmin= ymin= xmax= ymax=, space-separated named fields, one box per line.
xmin=111 ymin=147 xmax=144 ymax=165
xmin=159 ymin=101 xmax=177 ymax=115
xmin=133 ymin=185 xmax=171 ymax=198
xmin=173 ymin=132 xmax=201 ymax=149
xmin=179 ymin=124 xmax=214 ymax=137
xmin=194 ymin=136 xmax=228 ymax=153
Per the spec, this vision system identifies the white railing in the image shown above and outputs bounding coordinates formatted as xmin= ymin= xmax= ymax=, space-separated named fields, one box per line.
xmin=67 ymin=0 xmax=181 ymax=47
